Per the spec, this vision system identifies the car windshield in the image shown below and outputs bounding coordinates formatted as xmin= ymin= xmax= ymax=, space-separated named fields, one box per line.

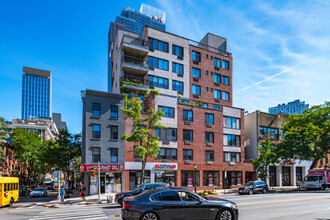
xmin=304 ymin=176 xmax=318 ymax=181
xmin=244 ymin=181 xmax=255 ymax=186
xmin=134 ymin=185 xmax=144 ymax=191
xmin=33 ymin=188 xmax=44 ymax=191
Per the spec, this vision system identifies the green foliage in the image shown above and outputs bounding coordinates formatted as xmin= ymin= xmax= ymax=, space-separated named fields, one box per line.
xmin=121 ymin=93 xmax=166 ymax=184
xmin=252 ymin=139 xmax=279 ymax=179
xmin=277 ymin=102 xmax=330 ymax=169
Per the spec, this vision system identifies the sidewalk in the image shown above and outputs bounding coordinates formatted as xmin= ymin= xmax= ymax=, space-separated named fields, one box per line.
xmin=44 ymin=190 xmax=120 ymax=208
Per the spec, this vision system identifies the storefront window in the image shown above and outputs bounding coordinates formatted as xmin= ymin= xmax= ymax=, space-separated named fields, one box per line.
xmin=105 ymin=173 xmax=122 ymax=193
xmin=155 ymin=170 xmax=176 ymax=186
xmin=203 ymin=171 xmax=219 ymax=186
xmin=223 ymin=171 xmax=242 ymax=186
xmin=129 ymin=170 xmax=151 ymax=190
xmin=181 ymin=170 xmax=200 ymax=187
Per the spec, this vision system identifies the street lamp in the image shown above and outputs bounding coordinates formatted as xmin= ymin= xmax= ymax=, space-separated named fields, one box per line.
xmin=194 ymin=164 xmax=197 ymax=193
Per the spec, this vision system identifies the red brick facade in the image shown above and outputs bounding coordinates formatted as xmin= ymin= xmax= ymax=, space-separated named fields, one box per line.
xmin=189 ymin=45 xmax=233 ymax=107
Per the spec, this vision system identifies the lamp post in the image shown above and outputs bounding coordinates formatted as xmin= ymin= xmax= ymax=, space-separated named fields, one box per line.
xmin=194 ymin=164 xmax=197 ymax=193
xmin=98 ymin=162 xmax=102 ymax=204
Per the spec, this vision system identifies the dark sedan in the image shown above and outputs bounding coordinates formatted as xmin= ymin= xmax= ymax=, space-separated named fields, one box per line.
xmin=122 ymin=188 xmax=238 ymax=220
xmin=238 ymin=180 xmax=269 ymax=195
xmin=115 ymin=183 xmax=168 ymax=206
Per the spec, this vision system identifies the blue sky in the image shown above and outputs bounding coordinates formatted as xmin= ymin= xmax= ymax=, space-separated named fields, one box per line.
xmin=1 ymin=0 xmax=329 ymax=133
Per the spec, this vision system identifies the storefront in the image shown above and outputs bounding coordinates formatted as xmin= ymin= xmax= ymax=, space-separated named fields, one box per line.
xmin=125 ymin=162 xmax=177 ymax=190
xmin=181 ymin=170 xmax=200 ymax=187
xmin=80 ymin=164 xmax=124 ymax=195
xmin=223 ymin=171 xmax=242 ymax=188
xmin=203 ymin=171 xmax=219 ymax=187
xmin=269 ymin=166 xmax=277 ymax=187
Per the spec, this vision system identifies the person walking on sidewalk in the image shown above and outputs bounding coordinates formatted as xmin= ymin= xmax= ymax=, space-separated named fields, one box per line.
xmin=60 ymin=185 xmax=65 ymax=202
xmin=81 ymin=183 xmax=86 ymax=202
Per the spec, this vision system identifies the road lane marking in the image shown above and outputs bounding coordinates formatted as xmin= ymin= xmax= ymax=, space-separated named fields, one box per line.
xmin=237 ymin=196 xmax=330 ymax=206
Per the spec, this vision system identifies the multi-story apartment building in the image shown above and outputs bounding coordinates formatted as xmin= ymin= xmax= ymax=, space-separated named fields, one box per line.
xmin=269 ymin=99 xmax=309 ymax=115
xmin=245 ymin=111 xmax=312 ymax=187
xmin=108 ymin=4 xmax=166 ymax=92
xmin=22 ymin=67 xmax=51 ymax=120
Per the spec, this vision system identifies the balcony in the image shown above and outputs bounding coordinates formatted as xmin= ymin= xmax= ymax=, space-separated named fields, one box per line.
xmin=121 ymin=35 xmax=149 ymax=56
xmin=122 ymin=55 xmax=149 ymax=75
xmin=121 ymin=75 xmax=149 ymax=91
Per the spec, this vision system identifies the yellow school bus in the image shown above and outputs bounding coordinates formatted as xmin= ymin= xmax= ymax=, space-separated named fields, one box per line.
xmin=0 ymin=177 xmax=19 ymax=207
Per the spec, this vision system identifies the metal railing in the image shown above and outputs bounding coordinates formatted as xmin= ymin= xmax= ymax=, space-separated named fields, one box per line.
xmin=189 ymin=40 xmax=230 ymax=56
xmin=122 ymin=75 xmax=145 ymax=85
xmin=123 ymin=55 xmax=147 ymax=67
xmin=121 ymin=35 xmax=148 ymax=48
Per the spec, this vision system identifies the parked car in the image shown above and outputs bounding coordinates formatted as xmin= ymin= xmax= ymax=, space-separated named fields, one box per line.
xmin=19 ymin=186 xmax=30 ymax=196
xmin=115 ymin=183 xmax=168 ymax=206
xmin=238 ymin=180 xmax=269 ymax=195
xmin=122 ymin=187 xmax=238 ymax=220
xmin=30 ymin=188 xmax=47 ymax=197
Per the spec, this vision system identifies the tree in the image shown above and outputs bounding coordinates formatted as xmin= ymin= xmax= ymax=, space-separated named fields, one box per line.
xmin=277 ymin=102 xmax=330 ymax=169
xmin=11 ymin=128 xmax=43 ymax=185
xmin=121 ymin=91 xmax=166 ymax=185
xmin=0 ymin=117 xmax=12 ymax=162
xmin=252 ymin=139 xmax=279 ymax=180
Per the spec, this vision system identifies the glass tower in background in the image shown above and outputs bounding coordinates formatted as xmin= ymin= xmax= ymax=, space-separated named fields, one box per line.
xmin=268 ymin=99 xmax=309 ymax=115
xmin=108 ymin=4 xmax=166 ymax=92
xmin=21 ymin=66 xmax=52 ymax=120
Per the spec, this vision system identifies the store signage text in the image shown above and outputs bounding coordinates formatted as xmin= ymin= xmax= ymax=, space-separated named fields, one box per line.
xmin=155 ymin=164 xmax=177 ymax=170
xmin=79 ymin=164 xmax=124 ymax=172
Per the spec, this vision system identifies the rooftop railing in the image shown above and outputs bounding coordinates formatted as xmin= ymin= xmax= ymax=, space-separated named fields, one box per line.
xmin=121 ymin=35 xmax=148 ymax=48
xmin=189 ymin=40 xmax=230 ymax=56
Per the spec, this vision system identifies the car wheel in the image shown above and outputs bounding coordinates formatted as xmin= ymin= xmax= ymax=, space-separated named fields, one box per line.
xmin=141 ymin=212 xmax=159 ymax=220
xmin=9 ymin=198 xmax=14 ymax=207
xmin=262 ymin=188 xmax=267 ymax=194
xmin=249 ymin=189 xmax=253 ymax=195
xmin=321 ymin=185 xmax=325 ymax=190
xmin=218 ymin=209 xmax=233 ymax=220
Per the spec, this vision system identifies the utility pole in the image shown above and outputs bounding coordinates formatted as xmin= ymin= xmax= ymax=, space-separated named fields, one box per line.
xmin=194 ymin=164 xmax=197 ymax=193
xmin=98 ymin=162 xmax=101 ymax=204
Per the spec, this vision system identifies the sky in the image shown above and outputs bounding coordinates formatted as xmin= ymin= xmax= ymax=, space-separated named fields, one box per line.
xmin=0 ymin=0 xmax=329 ymax=133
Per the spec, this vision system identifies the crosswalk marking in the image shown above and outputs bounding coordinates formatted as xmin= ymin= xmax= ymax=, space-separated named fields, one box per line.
xmin=29 ymin=207 xmax=108 ymax=220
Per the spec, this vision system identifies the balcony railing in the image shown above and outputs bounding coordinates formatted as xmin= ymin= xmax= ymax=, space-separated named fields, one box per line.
xmin=121 ymin=35 xmax=148 ymax=48
xmin=123 ymin=55 xmax=147 ymax=68
xmin=189 ymin=40 xmax=230 ymax=56
xmin=122 ymin=75 xmax=145 ymax=85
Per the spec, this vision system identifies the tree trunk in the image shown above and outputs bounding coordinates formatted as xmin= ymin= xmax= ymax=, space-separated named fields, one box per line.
xmin=140 ymin=158 xmax=146 ymax=185
xmin=310 ymin=158 xmax=319 ymax=170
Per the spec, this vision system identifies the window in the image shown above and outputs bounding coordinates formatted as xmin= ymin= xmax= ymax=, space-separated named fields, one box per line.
xmin=148 ymin=75 xmax=169 ymax=89
xmin=260 ymin=127 xmax=279 ymax=139
xmin=181 ymin=170 xmax=200 ymax=186
xmin=159 ymin=106 xmax=175 ymax=118
xmin=192 ymin=68 xmax=201 ymax=78
xmin=203 ymin=171 xmax=219 ymax=186
xmin=150 ymin=193 xmax=161 ymax=201
xmin=110 ymin=105 xmax=118 ymax=119
xmin=206 ymin=87 xmax=209 ymax=92
xmin=205 ymin=132 xmax=214 ymax=143
xmin=155 ymin=128 xmax=177 ymax=141
xmin=92 ymin=124 xmax=100 ymax=138
xmin=205 ymin=151 xmax=214 ymax=161
xmin=214 ymin=58 xmax=221 ymax=68
xmin=92 ymin=147 xmax=100 ymax=163
xmin=133 ymin=146 xmax=140 ymax=159
xmin=192 ymin=51 xmax=201 ymax=62
xmin=172 ymin=80 xmax=184 ymax=93
xmin=161 ymin=191 xmax=181 ymax=201
xmin=281 ymin=129 xmax=285 ymax=140
xmin=206 ymin=71 xmax=209 ymax=75
xmin=222 ymin=60 xmax=229 ymax=70
xmin=211 ymin=56 xmax=213 ymax=60
xmin=110 ymin=125 xmax=118 ymax=139
xmin=182 ymin=100 xmax=189 ymax=104
xmin=178 ymin=191 xmax=200 ymax=202
xmin=148 ymin=37 xmax=169 ymax=52
xmin=206 ymin=54 xmax=209 ymax=59
xmin=183 ymin=149 xmax=193 ymax=160
xmin=183 ymin=110 xmax=193 ymax=121
xmin=222 ymin=91 xmax=229 ymax=101
xmin=110 ymin=148 xmax=118 ymax=163
xmin=192 ymin=85 xmax=201 ymax=95
xmin=223 ymin=76 xmax=229 ymax=85
xmin=205 ymin=113 xmax=214 ymax=124
xmin=223 ymin=152 xmax=241 ymax=162
xmin=183 ymin=130 xmax=193 ymax=141
xmin=172 ymin=62 xmax=184 ymax=74
xmin=214 ymin=89 xmax=221 ymax=99
xmin=213 ymin=105 xmax=219 ymax=110
xmin=158 ymin=148 xmax=177 ymax=160
xmin=223 ymin=117 xmax=241 ymax=129
xmin=148 ymin=56 xmax=169 ymax=70
xmin=172 ymin=45 xmax=184 ymax=57
xmin=214 ymin=73 xmax=221 ymax=84
xmin=92 ymin=103 xmax=100 ymax=117
xmin=223 ymin=134 xmax=240 ymax=147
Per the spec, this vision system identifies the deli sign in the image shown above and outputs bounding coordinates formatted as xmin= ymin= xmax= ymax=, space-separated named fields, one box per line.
xmin=155 ymin=163 xmax=177 ymax=170
xmin=80 ymin=164 xmax=124 ymax=172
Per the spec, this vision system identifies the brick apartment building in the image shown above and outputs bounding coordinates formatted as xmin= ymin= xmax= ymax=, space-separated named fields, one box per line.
xmin=81 ymin=25 xmax=256 ymax=194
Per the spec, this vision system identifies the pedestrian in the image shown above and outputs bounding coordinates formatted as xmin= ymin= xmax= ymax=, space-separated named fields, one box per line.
xmin=78 ymin=183 xmax=82 ymax=200
xmin=60 ymin=185 xmax=65 ymax=202
xmin=81 ymin=183 xmax=86 ymax=202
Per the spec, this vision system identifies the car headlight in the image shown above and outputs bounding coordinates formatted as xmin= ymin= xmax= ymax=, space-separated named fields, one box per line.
xmin=232 ymin=204 xmax=238 ymax=209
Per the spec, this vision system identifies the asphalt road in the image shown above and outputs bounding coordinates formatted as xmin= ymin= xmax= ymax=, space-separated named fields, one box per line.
xmin=1 ymin=190 xmax=330 ymax=220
